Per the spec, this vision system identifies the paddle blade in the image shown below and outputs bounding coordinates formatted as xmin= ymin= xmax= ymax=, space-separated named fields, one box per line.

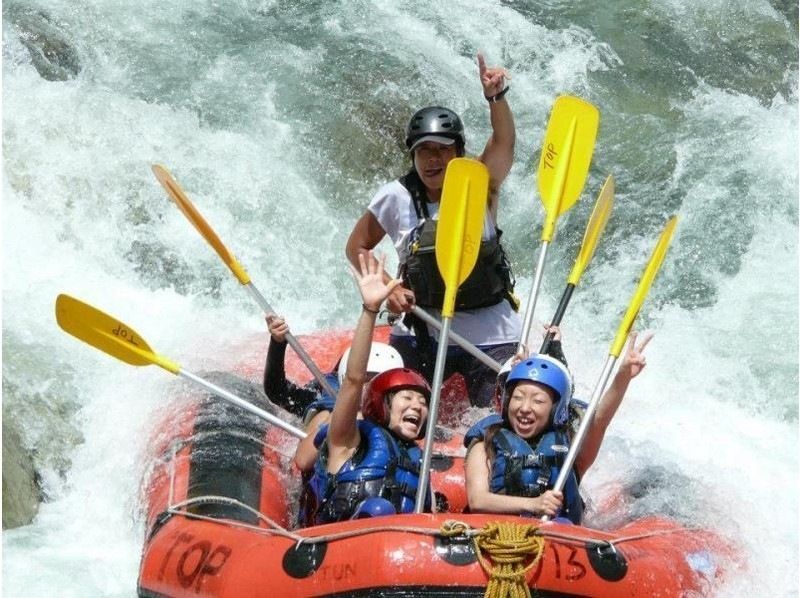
xmin=538 ymin=96 xmax=600 ymax=242
xmin=567 ymin=174 xmax=615 ymax=285
xmin=55 ymin=294 xmax=180 ymax=374
xmin=152 ymin=164 xmax=251 ymax=284
xmin=610 ymin=216 xmax=678 ymax=356
xmin=435 ymin=158 xmax=489 ymax=318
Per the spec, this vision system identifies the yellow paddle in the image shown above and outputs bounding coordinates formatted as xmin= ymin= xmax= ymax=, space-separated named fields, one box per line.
xmin=518 ymin=96 xmax=599 ymax=354
xmin=151 ymin=164 xmax=336 ymax=399
xmin=545 ymin=216 xmax=678 ymax=518
xmin=540 ymin=175 xmax=615 ymax=354
xmin=414 ymin=157 xmax=489 ymax=513
xmin=54 ymin=294 xmax=307 ymax=439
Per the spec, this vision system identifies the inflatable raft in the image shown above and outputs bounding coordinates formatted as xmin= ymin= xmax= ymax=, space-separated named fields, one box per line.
xmin=137 ymin=327 xmax=735 ymax=597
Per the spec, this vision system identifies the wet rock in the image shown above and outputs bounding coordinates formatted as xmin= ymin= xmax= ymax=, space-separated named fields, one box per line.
xmin=6 ymin=5 xmax=81 ymax=81
xmin=2 ymin=416 xmax=41 ymax=529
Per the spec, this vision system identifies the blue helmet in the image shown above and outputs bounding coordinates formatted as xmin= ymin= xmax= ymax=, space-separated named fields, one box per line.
xmin=503 ymin=354 xmax=573 ymax=428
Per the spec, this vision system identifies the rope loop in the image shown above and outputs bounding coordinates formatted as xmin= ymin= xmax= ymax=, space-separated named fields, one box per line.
xmin=473 ymin=521 xmax=545 ymax=598
xmin=440 ymin=519 xmax=471 ymax=537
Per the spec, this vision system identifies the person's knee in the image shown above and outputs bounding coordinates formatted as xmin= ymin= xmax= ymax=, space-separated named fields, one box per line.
xmin=351 ymin=497 xmax=397 ymax=519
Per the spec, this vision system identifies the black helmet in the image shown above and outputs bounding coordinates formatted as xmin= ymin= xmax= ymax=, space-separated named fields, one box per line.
xmin=405 ymin=106 xmax=465 ymax=153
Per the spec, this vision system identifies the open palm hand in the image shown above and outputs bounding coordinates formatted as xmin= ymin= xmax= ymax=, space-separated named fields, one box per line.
xmin=351 ymin=251 xmax=399 ymax=312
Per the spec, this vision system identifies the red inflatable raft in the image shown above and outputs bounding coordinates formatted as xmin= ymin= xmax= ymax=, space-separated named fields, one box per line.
xmin=137 ymin=327 xmax=736 ymax=597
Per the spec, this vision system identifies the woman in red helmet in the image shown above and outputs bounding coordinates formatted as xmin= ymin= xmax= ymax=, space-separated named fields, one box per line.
xmin=306 ymin=251 xmax=433 ymax=524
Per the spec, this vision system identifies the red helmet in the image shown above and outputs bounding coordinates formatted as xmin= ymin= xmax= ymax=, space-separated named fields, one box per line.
xmin=362 ymin=368 xmax=431 ymax=426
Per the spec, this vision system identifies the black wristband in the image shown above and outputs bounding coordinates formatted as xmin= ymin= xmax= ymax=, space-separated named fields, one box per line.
xmin=485 ymin=86 xmax=510 ymax=103
xmin=362 ymin=303 xmax=380 ymax=315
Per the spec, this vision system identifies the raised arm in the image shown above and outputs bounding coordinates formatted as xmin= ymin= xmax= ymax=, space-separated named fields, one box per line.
xmin=325 ymin=253 xmax=400 ymax=470
xmin=476 ymin=53 xmax=515 ymax=218
xmin=575 ymin=332 xmax=653 ymax=477
xmin=263 ymin=315 xmax=317 ymax=416
xmin=263 ymin=315 xmax=289 ymax=396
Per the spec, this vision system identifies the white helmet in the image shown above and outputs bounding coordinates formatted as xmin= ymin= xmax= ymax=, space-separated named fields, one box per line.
xmin=337 ymin=342 xmax=403 ymax=385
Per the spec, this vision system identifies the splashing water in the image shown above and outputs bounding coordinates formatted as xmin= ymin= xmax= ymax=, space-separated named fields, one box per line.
xmin=3 ymin=0 xmax=797 ymax=595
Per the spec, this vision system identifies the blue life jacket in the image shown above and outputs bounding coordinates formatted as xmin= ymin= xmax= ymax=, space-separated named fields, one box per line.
xmin=302 ymin=373 xmax=340 ymax=423
xmin=464 ymin=413 xmax=584 ymax=524
xmin=308 ymin=419 xmax=431 ymax=524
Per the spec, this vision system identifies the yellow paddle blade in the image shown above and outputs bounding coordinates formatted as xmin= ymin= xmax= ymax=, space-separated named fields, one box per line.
xmin=435 ymin=158 xmax=489 ymax=318
xmin=567 ymin=174 xmax=615 ymax=285
xmin=55 ymin=294 xmax=180 ymax=374
xmin=152 ymin=164 xmax=251 ymax=284
xmin=538 ymin=96 xmax=600 ymax=242
xmin=610 ymin=216 xmax=678 ymax=357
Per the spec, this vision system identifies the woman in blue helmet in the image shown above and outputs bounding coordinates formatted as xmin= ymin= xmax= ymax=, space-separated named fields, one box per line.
xmin=306 ymin=251 xmax=434 ymax=524
xmin=464 ymin=333 xmax=652 ymax=522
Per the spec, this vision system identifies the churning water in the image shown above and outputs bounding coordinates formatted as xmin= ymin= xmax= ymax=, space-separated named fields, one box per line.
xmin=3 ymin=1 xmax=797 ymax=595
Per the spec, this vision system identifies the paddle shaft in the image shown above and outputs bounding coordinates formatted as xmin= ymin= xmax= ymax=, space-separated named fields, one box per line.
xmin=153 ymin=165 xmax=337 ymax=400
xmin=179 ymin=369 xmax=307 ymax=439
xmin=245 ymin=276 xmax=338 ymax=400
xmin=414 ymin=317 xmax=452 ymax=513
xmin=411 ymin=306 xmax=501 ymax=372
xmin=539 ymin=283 xmax=575 ymax=354
xmin=541 ymin=217 xmax=676 ymax=522
xmin=518 ymin=240 xmax=551 ymax=354
xmin=540 ymin=355 xmax=616 ymax=523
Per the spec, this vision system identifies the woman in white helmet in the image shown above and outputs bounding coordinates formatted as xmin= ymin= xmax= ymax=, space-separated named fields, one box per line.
xmin=263 ymin=314 xmax=403 ymax=472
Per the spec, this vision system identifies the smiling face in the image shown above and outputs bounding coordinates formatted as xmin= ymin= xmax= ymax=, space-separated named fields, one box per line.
xmin=413 ymin=142 xmax=458 ymax=198
xmin=506 ymin=381 xmax=557 ymax=439
xmin=386 ymin=388 xmax=429 ymax=440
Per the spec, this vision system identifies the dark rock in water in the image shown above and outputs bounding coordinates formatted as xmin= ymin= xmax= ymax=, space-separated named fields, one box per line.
xmin=199 ymin=371 xmax=302 ymax=427
xmin=2 ymin=416 xmax=41 ymax=529
xmin=5 ymin=5 xmax=81 ymax=81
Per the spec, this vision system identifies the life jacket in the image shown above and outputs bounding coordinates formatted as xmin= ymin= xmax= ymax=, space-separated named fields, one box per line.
xmin=464 ymin=414 xmax=584 ymax=524
xmin=398 ymin=170 xmax=518 ymax=311
xmin=308 ymin=419 xmax=431 ymax=524
xmin=301 ymin=373 xmax=339 ymax=424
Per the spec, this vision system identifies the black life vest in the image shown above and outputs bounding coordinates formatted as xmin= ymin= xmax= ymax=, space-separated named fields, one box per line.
xmin=398 ymin=170 xmax=518 ymax=312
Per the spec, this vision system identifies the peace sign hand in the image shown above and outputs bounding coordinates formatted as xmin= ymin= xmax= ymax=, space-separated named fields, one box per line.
xmin=618 ymin=331 xmax=654 ymax=380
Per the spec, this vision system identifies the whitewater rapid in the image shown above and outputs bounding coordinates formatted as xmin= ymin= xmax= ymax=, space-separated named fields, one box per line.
xmin=3 ymin=1 xmax=797 ymax=596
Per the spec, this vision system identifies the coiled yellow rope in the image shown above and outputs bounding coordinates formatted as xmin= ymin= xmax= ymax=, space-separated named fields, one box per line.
xmin=472 ymin=521 xmax=545 ymax=598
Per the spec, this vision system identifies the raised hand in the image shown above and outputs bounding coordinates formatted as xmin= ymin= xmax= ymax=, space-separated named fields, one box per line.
xmin=542 ymin=324 xmax=562 ymax=342
xmin=350 ymin=251 xmax=400 ymax=312
xmin=618 ymin=331 xmax=654 ymax=380
xmin=266 ymin=314 xmax=289 ymax=342
xmin=477 ymin=52 xmax=510 ymax=97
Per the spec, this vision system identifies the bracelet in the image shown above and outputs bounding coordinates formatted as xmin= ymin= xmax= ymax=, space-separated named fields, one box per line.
xmin=485 ymin=86 xmax=510 ymax=103
xmin=362 ymin=303 xmax=380 ymax=315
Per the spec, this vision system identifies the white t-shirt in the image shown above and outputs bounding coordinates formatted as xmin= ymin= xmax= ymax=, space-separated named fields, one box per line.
xmin=367 ymin=179 xmax=521 ymax=346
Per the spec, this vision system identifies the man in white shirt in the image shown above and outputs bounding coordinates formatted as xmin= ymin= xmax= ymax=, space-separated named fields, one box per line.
xmin=345 ymin=53 xmax=519 ymax=408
